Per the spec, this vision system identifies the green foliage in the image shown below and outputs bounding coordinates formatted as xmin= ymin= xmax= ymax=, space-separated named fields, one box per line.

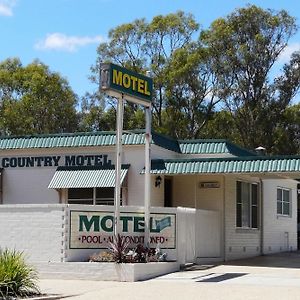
xmin=201 ymin=5 xmax=299 ymax=152
xmin=89 ymin=251 xmax=114 ymax=262
xmin=107 ymin=237 xmax=166 ymax=264
xmin=272 ymin=104 xmax=300 ymax=154
xmin=90 ymin=11 xmax=202 ymax=135
xmin=82 ymin=6 xmax=300 ymax=154
xmin=0 ymin=248 xmax=40 ymax=299
xmin=108 ymin=234 xmax=130 ymax=263
xmin=201 ymin=110 xmax=239 ymax=142
xmin=128 ymin=244 xmax=157 ymax=263
xmin=79 ymin=92 xmax=146 ymax=132
xmin=164 ymin=43 xmax=219 ymax=138
xmin=0 ymin=58 xmax=78 ymax=135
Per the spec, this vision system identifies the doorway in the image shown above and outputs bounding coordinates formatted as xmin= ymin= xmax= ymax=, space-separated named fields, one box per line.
xmin=164 ymin=177 xmax=173 ymax=207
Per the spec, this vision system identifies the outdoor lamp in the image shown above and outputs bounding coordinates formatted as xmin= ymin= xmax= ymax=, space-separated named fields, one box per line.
xmin=155 ymin=176 xmax=162 ymax=188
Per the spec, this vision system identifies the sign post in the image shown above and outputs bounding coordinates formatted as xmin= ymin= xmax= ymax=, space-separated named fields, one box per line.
xmin=114 ymin=95 xmax=124 ymax=237
xmin=100 ymin=63 xmax=153 ymax=245
xmin=144 ymin=106 xmax=151 ymax=246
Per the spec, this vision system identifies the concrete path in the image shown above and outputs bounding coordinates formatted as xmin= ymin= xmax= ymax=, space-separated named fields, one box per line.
xmin=39 ymin=252 xmax=300 ymax=300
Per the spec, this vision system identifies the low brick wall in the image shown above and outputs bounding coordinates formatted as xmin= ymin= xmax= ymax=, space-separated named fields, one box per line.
xmin=0 ymin=204 xmax=201 ymax=265
xmin=0 ymin=204 xmax=67 ymax=262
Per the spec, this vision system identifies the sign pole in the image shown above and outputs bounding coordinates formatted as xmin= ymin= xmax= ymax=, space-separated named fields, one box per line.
xmin=114 ymin=94 xmax=124 ymax=239
xmin=100 ymin=63 xmax=153 ymax=245
xmin=144 ymin=105 xmax=152 ymax=247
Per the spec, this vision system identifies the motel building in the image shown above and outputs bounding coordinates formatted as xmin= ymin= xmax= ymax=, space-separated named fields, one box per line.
xmin=0 ymin=130 xmax=300 ymax=267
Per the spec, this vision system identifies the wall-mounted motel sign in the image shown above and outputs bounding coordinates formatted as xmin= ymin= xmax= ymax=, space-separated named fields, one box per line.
xmin=69 ymin=211 xmax=176 ymax=249
xmin=100 ymin=63 xmax=153 ymax=107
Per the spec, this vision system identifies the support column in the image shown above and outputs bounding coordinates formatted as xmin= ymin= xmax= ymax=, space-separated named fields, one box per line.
xmin=114 ymin=95 xmax=124 ymax=238
xmin=144 ymin=106 xmax=152 ymax=246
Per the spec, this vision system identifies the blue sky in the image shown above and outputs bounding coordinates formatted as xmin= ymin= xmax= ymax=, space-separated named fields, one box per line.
xmin=1 ymin=0 xmax=300 ymax=100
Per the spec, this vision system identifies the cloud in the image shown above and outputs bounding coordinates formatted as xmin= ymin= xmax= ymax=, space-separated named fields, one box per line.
xmin=0 ymin=0 xmax=16 ymax=16
xmin=279 ymin=43 xmax=300 ymax=63
xmin=35 ymin=33 xmax=105 ymax=52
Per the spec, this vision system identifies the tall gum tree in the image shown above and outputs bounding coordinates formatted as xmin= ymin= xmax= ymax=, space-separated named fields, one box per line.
xmin=201 ymin=5 xmax=299 ymax=152
xmin=91 ymin=11 xmax=213 ymax=135
xmin=0 ymin=58 xmax=78 ymax=135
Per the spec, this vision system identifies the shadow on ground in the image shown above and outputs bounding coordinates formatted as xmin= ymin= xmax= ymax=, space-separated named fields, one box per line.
xmin=183 ymin=251 xmax=300 ymax=271
xmin=223 ymin=251 xmax=300 ymax=269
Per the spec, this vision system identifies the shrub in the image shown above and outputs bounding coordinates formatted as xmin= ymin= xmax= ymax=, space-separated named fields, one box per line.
xmin=127 ymin=244 xmax=167 ymax=263
xmin=108 ymin=234 xmax=130 ymax=263
xmin=131 ymin=244 xmax=154 ymax=263
xmin=89 ymin=251 xmax=114 ymax=262
xmin=0 ymin=248 xmax=40 ymax=299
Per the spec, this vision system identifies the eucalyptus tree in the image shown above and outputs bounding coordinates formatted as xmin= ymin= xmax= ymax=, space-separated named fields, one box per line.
xmin=201 ymin=5 xmax=300 ymax=152
xmin=91 ymin=11 xmax=221 ymax=138
xmin=0 ymin=58 xmax=78 ymax=135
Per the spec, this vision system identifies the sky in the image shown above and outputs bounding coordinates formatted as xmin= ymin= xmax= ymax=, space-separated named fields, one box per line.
xmin=1 ymin=0 xmax=300 ymax=101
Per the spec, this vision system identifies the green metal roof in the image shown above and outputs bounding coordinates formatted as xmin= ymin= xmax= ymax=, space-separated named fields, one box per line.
xmin=48 ymin=165 xmax=129 ymax=189
xmin=149 ymin=156 xmax=300 ymax=174
xmin=0 ymin=130 xmax=181 ymax=153
xmin=0 ymin=130 xmax=256 ymax=157
xmin=0 ymin=131 xmax=145 ymax=150
xmin=178 ymin=139 xmax=256 ymax=156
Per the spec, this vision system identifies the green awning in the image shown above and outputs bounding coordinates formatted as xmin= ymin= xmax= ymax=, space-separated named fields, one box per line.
xmin=149 ymin=156 xmax=300 ymax=175
xmin=48 ymin=165 xmax=130 ymax=189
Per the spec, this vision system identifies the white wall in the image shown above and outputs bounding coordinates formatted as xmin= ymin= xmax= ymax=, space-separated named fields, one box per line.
xmin=196 ymin=175 xmax=224 ymax=211
xmin=150 ymin=176 xmax=164 ymax=207
xmin=0 ymin=144 xmax=174 ymax=207
xmin=262 ymin=179 xmax=297 ymax=254
xmin=124 ymin=144 xmax=177 ymax=207
xmin=172 ymin=175 xmax=196 ymax=208
xmin=177 ymin=207 xmax=196 ymax=265
xmin=3 ymin=168 xmax=59 ymax=204
xmin=195 ymin=209 xmax=221 ymax=259
xmin=224 ymin=176 xmax=261 ymax=260
xmin=0 ymin=204 xmax=66 ymax=262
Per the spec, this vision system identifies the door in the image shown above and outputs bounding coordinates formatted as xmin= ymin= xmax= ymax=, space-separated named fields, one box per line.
xmin=164 ymin=177 xmax=173 ymax=207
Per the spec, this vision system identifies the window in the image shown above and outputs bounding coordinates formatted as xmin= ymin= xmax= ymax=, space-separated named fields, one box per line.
xmin=236 ymin=181 xmax=259 ymax=229
xmin=96 ymin=187 xmax=114 ymax=205
xmin=68 ymin=187 xmax=120 ymax=205
xmin=68 ymin=188 xmax=93 ymax=205
xmin=277 ymin=187 xmax=291 ymax=216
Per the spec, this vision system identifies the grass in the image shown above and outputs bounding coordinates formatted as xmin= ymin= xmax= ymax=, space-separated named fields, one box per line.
xmin=0 ymin=248 xmax=40 ymax=299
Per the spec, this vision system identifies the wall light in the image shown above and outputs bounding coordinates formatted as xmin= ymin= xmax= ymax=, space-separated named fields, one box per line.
xmin=155 ymin=176 xmax=162 ymax=188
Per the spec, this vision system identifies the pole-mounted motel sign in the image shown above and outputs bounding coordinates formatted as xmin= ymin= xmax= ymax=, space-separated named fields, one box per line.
xmin=100 ymin=63 xmax=153 ymax=107
xmin=94 ymin=63 xmax=154 ymax=248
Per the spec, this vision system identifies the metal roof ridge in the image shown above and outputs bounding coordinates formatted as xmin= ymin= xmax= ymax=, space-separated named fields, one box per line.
xmin=0 ymin=129 xmax=146 ymax=140
xmin=225 ymin=140 xmax=257 ymax=156
xmin=178 ymin=138 xmax=228 ymax=143
xmin=178 ymin=138 xmax=256 ymax=156
xmin=153 ymin=155 xmax=300 ymax=163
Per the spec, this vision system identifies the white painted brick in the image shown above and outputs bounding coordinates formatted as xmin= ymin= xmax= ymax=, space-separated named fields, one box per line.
xmin=224 ymin=176 xmax=261 ymax=260
xmin=262 ymin=179 xmax=297 ymax=254
xmin=0 ymin=204 xmax=66 ymax=262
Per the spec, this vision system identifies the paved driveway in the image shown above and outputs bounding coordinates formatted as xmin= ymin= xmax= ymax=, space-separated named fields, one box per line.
xmin=39 ymin=252 xmax=300 ymax=300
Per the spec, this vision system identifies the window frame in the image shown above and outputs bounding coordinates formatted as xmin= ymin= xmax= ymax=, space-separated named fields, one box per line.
xmin=236 ymin=181 xmax=259 ymax=229
xmin=277 ymin=187 xmax=291 ymax=217
xmin=68 ymin=187 xmax=119 ymax=206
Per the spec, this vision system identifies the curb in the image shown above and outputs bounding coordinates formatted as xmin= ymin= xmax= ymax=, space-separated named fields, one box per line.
xmin=23 ymin=295 xmax=69 ymax=300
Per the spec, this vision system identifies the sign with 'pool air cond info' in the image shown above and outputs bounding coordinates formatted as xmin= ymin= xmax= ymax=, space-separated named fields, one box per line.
xmin=69 ymin=210 xmax=176 ymax=249
xmin=100 ymin=63 xmax=153 ymax=106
